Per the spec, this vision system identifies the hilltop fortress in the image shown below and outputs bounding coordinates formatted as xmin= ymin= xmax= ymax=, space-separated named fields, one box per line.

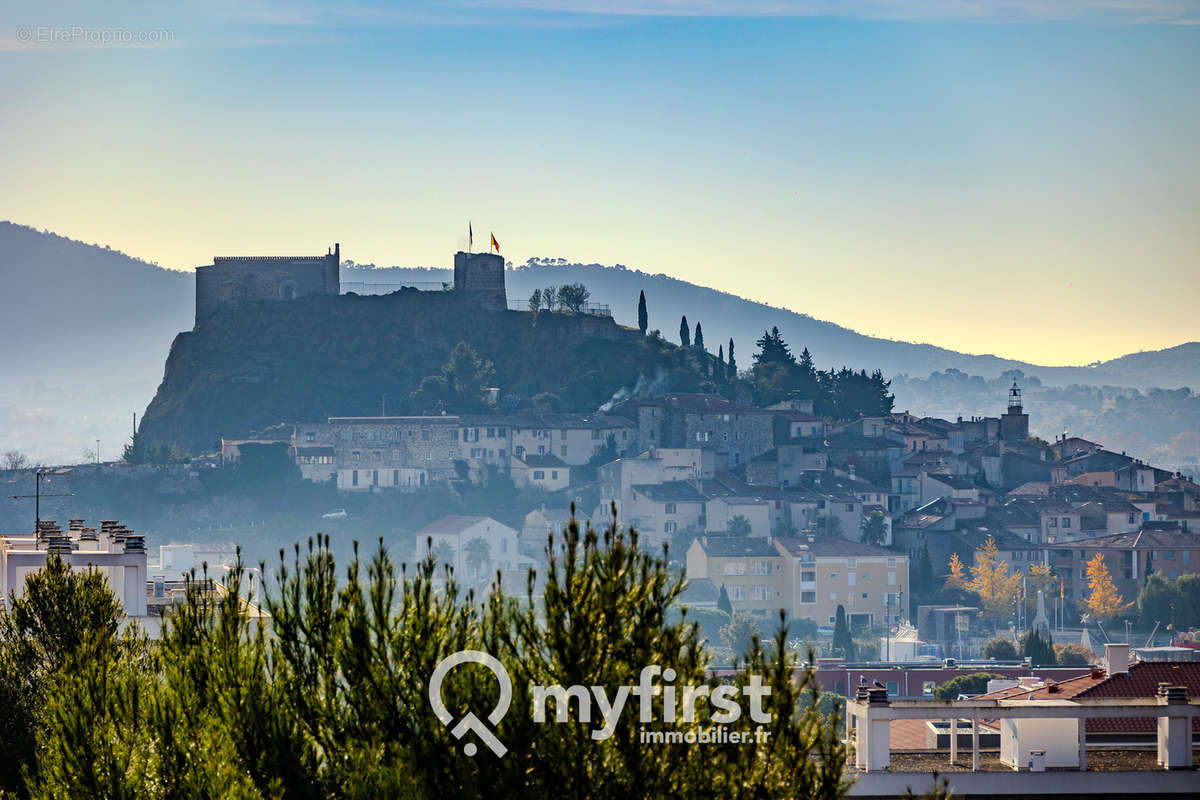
xmin=193 ymin=245 xmax=507 ymax=326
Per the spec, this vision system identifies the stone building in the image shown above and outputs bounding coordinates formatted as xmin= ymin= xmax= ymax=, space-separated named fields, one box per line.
xmin=195 ymin=245 xmax=340 ymax=326
xmin=657 ymin=394 xmax=776 ymax=470
xmin=327 ymin=415 xmax=461 ymax=491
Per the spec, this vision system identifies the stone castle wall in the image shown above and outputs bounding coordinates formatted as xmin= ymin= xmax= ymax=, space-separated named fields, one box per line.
xmin=195 ymin=246 xmax=340 ymax=326
xmin=195 ymin=246 xmax=509 ymax=326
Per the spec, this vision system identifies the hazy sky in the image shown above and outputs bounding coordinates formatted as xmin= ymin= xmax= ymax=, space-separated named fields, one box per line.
xmin=2 ymin=1 xmax=1198 ymax=366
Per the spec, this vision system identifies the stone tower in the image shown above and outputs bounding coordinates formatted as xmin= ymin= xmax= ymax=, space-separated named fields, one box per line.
xmin=999 ymin=381 xmax=1030 ymax=442
xmin=453 ymin=251 xmax=507 ymax=312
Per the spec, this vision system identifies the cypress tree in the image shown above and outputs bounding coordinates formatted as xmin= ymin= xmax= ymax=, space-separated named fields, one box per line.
xmin=694 ymin=322 xmax=704 ymax=351
xmin=637 ymin=290 xmax=648 ymax=336
xmin=728 ymin=338 xmax=736 ymax=372
xmin=717 ymin=583 xmax=733 ymax=615
xmin=833 ymin=604 xmax=856 ymax=661
xmin=679 ymin=315 xmax=690 ymax=347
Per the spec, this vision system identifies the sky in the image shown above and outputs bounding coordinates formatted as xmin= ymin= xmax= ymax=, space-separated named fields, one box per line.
xmin=2 ymin=1 xmax=1199 ymax=366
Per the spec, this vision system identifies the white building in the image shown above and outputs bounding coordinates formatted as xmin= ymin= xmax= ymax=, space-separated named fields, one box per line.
xmin=0 ymin=519 xmax=147 ymax=622
xmin=413 ymin=516 xmax=525 ymax=591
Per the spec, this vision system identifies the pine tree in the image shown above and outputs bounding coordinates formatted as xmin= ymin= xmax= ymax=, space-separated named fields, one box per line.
xmin=754 ymin=327 xmax=794 ymax=365
xmin=694 ymin=322 xmax=704 ymax=351
xmin=679 ymin=315 xmax=691 ymax=347
xmin=1085 ymin=553 xmax=1132 ymax=620
xmin=637 ymin=290 xmax=648 ymax=335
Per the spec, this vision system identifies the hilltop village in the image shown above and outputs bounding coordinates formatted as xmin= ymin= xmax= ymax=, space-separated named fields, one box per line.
xmin=200 ymin=244 xmax=1200 ymax=646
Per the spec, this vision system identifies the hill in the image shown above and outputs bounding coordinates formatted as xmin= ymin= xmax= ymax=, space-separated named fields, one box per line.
xmin=2 ymin=222 xmax=1197 ymax=461
xmin=136 ymin=291 xmax=709 ymax=453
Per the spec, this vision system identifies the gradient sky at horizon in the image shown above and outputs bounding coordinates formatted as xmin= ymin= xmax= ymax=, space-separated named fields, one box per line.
xmin=2 ymin=1 xmax=1198 ymax=366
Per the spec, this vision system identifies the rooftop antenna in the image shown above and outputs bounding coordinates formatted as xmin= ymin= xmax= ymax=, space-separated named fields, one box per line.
xmin=9 ymin=470 xmax=74 ymax=528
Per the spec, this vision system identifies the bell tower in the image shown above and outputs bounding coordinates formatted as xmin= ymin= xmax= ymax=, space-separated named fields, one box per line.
xmin=1000 ymin=381 xmax=1029 ymax=442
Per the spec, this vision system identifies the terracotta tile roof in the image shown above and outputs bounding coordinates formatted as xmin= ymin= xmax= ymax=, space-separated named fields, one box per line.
xmin=978 ymin=661 xmax=1200 ymax=734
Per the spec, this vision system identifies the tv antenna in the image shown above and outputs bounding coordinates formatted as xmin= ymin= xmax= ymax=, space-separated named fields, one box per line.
xmin=8 ymin=469 xmax=75 ymax=527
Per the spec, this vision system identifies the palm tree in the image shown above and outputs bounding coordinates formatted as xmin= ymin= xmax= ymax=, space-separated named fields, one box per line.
xmin=431 ymin=540 xmax=455 ymax=568
xmin=464 ymin=536 xmax=491 ymax=579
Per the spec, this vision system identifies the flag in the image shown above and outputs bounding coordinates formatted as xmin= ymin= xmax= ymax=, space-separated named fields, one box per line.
xmin=469 ymin=222 xmax=473 ymax=250
xmin=490 ymin=232 xmax=499 ymax=253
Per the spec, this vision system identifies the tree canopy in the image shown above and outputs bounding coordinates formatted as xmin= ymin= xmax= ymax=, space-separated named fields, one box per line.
xmin=22 ymin=520 xmax=854 ymax=799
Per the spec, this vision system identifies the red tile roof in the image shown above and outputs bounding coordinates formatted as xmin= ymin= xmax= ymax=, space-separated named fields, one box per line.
xmin=979 ymin=661 xmax=1200 ymax=734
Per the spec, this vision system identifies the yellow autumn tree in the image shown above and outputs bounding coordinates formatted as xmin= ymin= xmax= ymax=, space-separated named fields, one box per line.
xmin=946 ymin=552 xmax=967 ymax=588
xmin=968 ymin=537 xmax=1022 ymax=620
xmin=1084 ymin=553 xmax=1132 ymax=620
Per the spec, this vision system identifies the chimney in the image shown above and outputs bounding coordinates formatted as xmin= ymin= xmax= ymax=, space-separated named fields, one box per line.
xmin=1105 ymin=643 xmax=1129 ymax=675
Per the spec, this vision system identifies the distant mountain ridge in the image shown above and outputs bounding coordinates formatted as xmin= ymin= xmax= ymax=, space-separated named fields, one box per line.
xmin=343 ymin=263 xmax=1200 ymax=390
xmin=1 ymin=221 xmax=1197 ymax=461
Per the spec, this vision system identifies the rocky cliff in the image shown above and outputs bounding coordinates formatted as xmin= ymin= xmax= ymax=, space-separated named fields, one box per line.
xmin=138 ymin=290 xmax=707 ymax=453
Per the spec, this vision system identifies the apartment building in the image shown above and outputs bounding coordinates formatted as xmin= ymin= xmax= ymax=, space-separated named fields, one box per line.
xmin=775 ymin=536 xmax=908 ymax=629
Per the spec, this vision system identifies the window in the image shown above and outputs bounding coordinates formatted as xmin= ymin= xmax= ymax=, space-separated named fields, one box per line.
xmin=305 ymin=432 xmax=316 ymax=443
xmin=862 ymin=592 xmax=868 ymax=599
xmin=846 ymin=504 xmax=854 ymax=512
xmin=888 ymin=571 xmax=896 ymax=585
xmin=829 ymin=592 xmax=837 ymax=601
xmin=373 ymin=450 xmax=382 ymax=462
xmin=801 ymin=591 xmax=816 ymax=604
xmin=538 ymin=445 xmax=546 ymax=454
xmin=724 ymin=562 xmax=747 ymax=576
xmin=392 ymin=469 xmax=398 ymax=484
xmin=922 ymin=681 xmax=936 ymax=696
xmin=752 ymin=585 xmax=772 ymax=601
xmin=372 ymin=470 xmax=379 ymax=486
xmin=801 ymin=570 xmax=816 ymax=583
xmin=487 ymin=427 xmax=495 ymax=438
xmin=728 ymin=585 xmax=746 ymax=601
xmin=351 ymin=470 xmax=358 ymax=487
xmin=848 ymin=573 xmax=857 ymax=587
xmin=751 ymin=561 xmax=772 ymax=576
xmin=551 ymin=470 xmax=558 ymax=480
xmin=592 ymin=429 xmax=601 ymax=440
xmin=829 ymin=573 xmax=838 ymax=580
xmin=665 ymin=502 xmax=677 ymax=514
xmin=425 ymin=448 xmax=432 ymax=461
xmin=533 ymin=470 xmax=545 ymax=480
xmin=1049 ymin=518 xmax=1058 ymax=528
xmin=664 ymin=521 xmax=678 ymax=533
xmin=847 ymin=559 xmax=857 ymax=568
xmin=422 ymin=428 xmax=431 ymax=441
xmin=1164 ymin=550 xmax=1176 ymax=560
xmin=887 ymin=557 xmax=896 ymax=567
xmin=561 ymin=445 xmax=568 ymax=457
xmin=1062 ymin=517 xmax=1071 ymax=528
xmin=886 ymin=681 xmax=899 ymax=696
